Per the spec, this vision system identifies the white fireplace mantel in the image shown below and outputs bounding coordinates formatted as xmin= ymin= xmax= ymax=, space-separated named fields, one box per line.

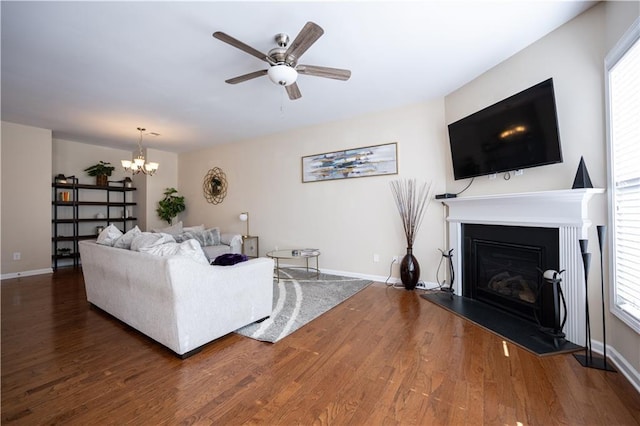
xmin=442 ymin=188 xmax=605 ymax=345
xmin=444 ymin=188 xmax=604 ymax=228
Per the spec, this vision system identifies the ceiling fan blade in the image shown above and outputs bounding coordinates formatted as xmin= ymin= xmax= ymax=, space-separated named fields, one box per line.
xmin=225 ymin=69 xmax=268 ymax=85
xmin=286 ymin=83 xmax=302 ymax=100
xmin=297 ymin=65 xmax=351 ymax=81
xmin=285 ymin=22 xmax=324 ymax=64
xmin=213 ymin=31 xmax=269 ymax=63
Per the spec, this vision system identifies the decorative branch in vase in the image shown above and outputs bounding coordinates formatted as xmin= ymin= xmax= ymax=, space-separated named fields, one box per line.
xmin=390 ymin=178 xmax=434 ymax=290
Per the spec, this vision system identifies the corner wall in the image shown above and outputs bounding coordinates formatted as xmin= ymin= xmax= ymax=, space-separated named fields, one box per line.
xmin=1 ymin=122 xmax=52 ymax=276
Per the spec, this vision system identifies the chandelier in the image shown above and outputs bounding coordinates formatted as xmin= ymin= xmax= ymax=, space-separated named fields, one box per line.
xmin=121 ymin=127 xmax=159 ymax=175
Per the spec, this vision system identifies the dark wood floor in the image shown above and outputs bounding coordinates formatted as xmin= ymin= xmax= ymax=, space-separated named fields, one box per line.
xmin=2 ymin=269 xmax=640 ymax=425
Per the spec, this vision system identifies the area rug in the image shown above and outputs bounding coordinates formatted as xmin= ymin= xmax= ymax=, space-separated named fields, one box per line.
xmin=421 ymin=291 xmax=582 ymax=356
xmin=235 ymin=268 xmax=372 ymax=343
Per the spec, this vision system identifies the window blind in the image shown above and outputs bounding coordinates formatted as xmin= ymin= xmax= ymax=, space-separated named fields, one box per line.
xmin=610 ymin=35 xmax=640 ymax=323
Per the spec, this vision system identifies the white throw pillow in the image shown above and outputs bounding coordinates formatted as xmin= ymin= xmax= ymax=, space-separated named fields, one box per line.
xmin=130 ymin=232 xmax=176 ymax=252
xmin=139 ymin=239 xmax=209 ymax=265
xmin=152 ymin=221 xmax=183 ymax=236
xmin=183 ymin=224 xmax=205 ymax=233
xmin=96 ymin=224 xmax=123 ymax=246
xmin=113 ymin=226 xmax=142 ymax=249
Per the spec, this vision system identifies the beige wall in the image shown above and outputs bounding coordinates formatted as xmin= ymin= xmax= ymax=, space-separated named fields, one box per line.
xmin=1 ymin=122 xmax=52 ymax=276
xmin=445 ymin=2 xmax=640 ymax=380
xmin=142 ymin=147 xmax=179 ymax=231
xmin=444 ymin=4 xmax=606 ymax=196
xmin=179 ymin=101 xmax=449 ymax=280
xmin=53 ymin=139 xmax=136 ymax=184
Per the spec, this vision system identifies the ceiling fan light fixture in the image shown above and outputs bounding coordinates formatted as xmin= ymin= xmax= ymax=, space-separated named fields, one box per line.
xmin=267 ymin=64 xmax=297 ymax=86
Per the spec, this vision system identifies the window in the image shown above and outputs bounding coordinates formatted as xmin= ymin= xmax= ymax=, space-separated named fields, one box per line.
xmin=606 ymin=17 xmax=640 ymax=333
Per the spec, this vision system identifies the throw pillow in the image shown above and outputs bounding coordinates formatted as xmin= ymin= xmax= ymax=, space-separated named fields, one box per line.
xmin=174 ymin=227 xmax=221 ymax=247
xmin=96 ymin=224 xmax=123 ymax=246
xmin=113 ymin=226 xmax=142 ymax=249
xmin=139 ymin=239 xmax=209 ymax=265
xmin=183 ymin=224 xmax=205 ymax=233
xmin=152 ymin=221 xmax=183 ymax=236
xmin=212 ymin=253 xmax=249 ymax=266
xmin=130 ymin=232 xmax=176 ymax=252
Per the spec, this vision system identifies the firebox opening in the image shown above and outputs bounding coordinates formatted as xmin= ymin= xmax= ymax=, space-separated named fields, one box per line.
xmin=462 ymin=224 xmax=559 ymax=328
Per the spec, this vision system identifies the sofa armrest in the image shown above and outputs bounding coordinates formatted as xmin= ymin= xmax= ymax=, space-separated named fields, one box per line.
xmin=221 ymin=233 xmax=243 ymax=253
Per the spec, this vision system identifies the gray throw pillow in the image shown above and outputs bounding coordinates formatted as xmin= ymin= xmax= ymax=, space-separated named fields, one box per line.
xmin=174 ymin=227 xmax=221 ymax=247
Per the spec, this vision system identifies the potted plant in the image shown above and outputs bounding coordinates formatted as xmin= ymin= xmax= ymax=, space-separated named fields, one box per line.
xmin=156 ymin=187 xmax=186 ymax=225
xmin=84 ymin=161 xmax=115 ymax=186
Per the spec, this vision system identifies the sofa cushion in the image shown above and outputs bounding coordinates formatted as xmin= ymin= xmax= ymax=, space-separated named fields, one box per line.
xmin=174 ymin=227 xmax=221 ymax=247
xmin=183 ymin=224 xmax=205 ymax=233
xmin=97 ymin=224 xmax=123 ymax=246
xmin=212 ymin=253 xmax=249 ymax=266
xmin=201 ymin=244 xmax=231 ymax=262
xmin=152 ymin=221 xmax=183 ymax=236
xmin=139 ymin=239 xmax=209 ymax=265
xmin=113 ymin=226 xmax=142 ymax=249
xmin=130 ymin=232 xmax=176 ymax=252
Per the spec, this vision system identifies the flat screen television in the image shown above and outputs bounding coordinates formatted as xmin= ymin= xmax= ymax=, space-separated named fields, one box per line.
xmin=447 ymin=78 xmax=563 ymax=180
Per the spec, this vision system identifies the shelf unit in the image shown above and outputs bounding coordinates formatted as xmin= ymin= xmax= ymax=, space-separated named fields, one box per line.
xmin=52 ymin=178 xmax=137 ymax=270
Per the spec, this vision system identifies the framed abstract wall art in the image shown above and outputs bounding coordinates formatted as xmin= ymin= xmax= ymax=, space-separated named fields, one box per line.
xmin=302 ymin=142 xmax=398 ymax=183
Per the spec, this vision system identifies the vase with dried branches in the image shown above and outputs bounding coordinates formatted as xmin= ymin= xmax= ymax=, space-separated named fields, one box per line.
xmin=390 ymin=179 xmax=434 ymax=290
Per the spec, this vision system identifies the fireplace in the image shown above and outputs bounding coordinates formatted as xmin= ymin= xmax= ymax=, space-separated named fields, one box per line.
xmin=462 ymin=224 xmax=559 ymax=328
xmin=442 ymin=188 xmax=604 ymax=345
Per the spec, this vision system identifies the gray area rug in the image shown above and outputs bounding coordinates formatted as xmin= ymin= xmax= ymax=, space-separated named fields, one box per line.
xmin=235 ymin=268 xmax=372 ymax=343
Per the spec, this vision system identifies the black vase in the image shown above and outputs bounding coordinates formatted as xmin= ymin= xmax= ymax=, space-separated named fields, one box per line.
xmin=400 ymin=247 xmax=420 ymax=290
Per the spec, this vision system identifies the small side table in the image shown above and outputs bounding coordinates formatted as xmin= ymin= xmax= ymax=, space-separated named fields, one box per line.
xmin=242 ymin=236 xmax=259 ymax=258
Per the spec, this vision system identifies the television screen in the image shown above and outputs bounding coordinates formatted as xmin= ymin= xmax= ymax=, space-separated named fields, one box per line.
xmin=447 ymin=78 xmax=563 ymax=180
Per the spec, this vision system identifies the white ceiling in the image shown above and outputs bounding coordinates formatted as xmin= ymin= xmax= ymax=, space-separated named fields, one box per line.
xmin=1 ymin=1 xmax=596 ymax=153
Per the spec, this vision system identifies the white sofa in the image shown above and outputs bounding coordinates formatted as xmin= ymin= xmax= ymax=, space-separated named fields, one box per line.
xmin=79 ymin=240 xmax=274 ymax=357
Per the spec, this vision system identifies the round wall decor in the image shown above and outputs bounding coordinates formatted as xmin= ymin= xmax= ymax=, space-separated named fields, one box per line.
xmin=203 ymin=167 xmax=227 ymax=204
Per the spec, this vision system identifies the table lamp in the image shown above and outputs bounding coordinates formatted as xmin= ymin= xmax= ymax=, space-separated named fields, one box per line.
xmin=239 ymin=212 xmax=249 ymax=238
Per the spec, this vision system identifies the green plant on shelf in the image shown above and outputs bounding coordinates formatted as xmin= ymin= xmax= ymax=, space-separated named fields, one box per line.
xmin=84 ymin=161 xmax=115 ymax=185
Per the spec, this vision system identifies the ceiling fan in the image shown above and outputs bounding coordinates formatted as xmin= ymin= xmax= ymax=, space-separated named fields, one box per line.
xmin=213 ymin=22 xmax=351 ymax=100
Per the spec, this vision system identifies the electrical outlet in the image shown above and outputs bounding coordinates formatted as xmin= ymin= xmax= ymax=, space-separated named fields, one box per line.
xmin=373 ymin=254 xmax=380 ymax=263
xmin=415 ymin=282 xmax=427 ymax=290
xmin=515 ymin=169 xmax=524 ymax=176
xmin=13 ymin=252 xmax=21 ymax=260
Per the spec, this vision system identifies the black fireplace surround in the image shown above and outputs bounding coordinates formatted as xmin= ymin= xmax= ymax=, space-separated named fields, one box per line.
xmin=462 ymin=224 xmax=559 ymax=328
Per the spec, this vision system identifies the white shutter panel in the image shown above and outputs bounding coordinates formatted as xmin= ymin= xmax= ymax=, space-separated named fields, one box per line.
xmin=610 ymin=34 xmax=640 ymax=322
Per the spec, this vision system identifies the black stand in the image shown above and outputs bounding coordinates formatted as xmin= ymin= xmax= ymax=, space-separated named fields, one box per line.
xmin=437 ymin=249 xmax=454 ymax=295
xmin=537 ymin=269 xmax=567 ymax=348
xmin=573 ymin=235 xmax=616 ymax=372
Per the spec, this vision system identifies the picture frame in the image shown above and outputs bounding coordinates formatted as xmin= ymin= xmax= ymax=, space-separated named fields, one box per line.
xmin=301 ymin=142 xmax=398 ymax=183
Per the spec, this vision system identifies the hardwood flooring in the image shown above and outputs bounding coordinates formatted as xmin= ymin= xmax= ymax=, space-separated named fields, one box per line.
xmin=2 ymin=268 xmax=640 ymax=425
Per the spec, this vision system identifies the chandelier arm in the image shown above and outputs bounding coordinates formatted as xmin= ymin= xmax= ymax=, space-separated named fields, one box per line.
xmin=122 ymin=127 xmax=159 ymax=176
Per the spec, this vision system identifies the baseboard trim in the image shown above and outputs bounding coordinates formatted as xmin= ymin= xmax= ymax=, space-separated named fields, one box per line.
xmin=1 ymin=268 xmax=53 ymax=281
xmin=589 ymin=340 xmax=640 ymax=394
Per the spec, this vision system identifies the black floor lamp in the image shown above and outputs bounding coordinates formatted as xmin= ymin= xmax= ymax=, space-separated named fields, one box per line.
xmin=573 ymin=228 xmax=616 ymax=372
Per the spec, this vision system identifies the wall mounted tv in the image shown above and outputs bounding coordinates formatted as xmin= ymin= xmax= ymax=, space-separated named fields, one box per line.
xmin=447 ymin=78 xmax=563 ymax=180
